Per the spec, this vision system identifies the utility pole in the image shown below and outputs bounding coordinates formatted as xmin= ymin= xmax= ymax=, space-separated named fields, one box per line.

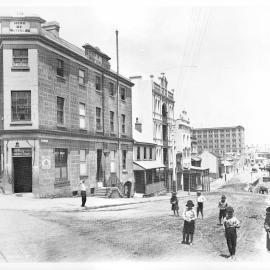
xmin=116 ymin=30 xmax=121 ymax=186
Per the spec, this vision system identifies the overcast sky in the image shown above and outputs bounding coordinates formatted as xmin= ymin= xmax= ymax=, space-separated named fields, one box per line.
xmin=1 ymin=0 xmax=270 ymax=145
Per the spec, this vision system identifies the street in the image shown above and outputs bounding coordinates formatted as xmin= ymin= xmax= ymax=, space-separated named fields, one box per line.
xmin=0 ymin=174 xmax=269 ymax=262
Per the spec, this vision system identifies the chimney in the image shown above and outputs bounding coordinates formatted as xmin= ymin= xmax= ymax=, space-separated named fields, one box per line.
xmin=135 ymin=117 xmax=142 ymax=133
xmin=42 ymin=21 xmax=60 ymax=37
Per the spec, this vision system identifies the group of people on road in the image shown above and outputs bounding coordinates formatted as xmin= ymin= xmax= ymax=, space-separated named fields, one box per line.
xmin=170 ymin=191 xmax=270 ymax=259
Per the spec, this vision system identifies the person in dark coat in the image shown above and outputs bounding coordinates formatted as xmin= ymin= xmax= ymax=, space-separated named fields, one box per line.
xmin=223 ymin=206 xmax=240 ymax=260
xmin=264 ymin=206 xmax=270 ymax=251
xmin=170 ymin=192 xmax=179 ymax=216
xmin=218 ymin=195 xmax=228 ymax=225
xmin=182 ymin=200 xmax=197 ymax=245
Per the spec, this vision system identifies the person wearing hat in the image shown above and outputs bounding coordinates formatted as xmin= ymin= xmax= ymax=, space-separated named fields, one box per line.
xmin=80 ymin=179 xmax=87 ymax=208
xmin=196 ymin=192 xmax=206 ymax=219
xmin=223 ymin=206 xmax=240 ymax=260
xmin=170 ymin=192 xmax=179 ymax=216
xmin=264 ymin=206 xmax=270 ymax=251
xmin=218 ymin=195 xmax=228 ymax=225
xmin=182 ymin=200 xmax=197 ymax=245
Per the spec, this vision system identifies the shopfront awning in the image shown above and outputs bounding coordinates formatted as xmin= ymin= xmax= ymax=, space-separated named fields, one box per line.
xmin=133 ymin=160 xmax=166 ymax=171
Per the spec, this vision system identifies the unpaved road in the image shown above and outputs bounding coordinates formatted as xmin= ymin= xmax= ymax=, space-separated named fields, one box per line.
xmin=0 ymin=177 xmax=269 ymax=262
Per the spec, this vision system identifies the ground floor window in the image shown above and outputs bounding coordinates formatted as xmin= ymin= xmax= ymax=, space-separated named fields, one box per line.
xmin=55 ymin=148 xmax=68 ymax=181
xmin=80 ymin=149 xmax=87 ymax=177
xmin=110 ymin=150 xmax=116 ymax=173
xmin=122 ymin=150 xmax=127 ymax=170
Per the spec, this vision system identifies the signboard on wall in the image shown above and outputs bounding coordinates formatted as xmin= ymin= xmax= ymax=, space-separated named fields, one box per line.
xmin=12 ymin=148 xmax=32 ymax=157
xmin=42 ymin=156 xmax=51 ymax=170
xmin=10 ymin=21 xmax=30 ymax=33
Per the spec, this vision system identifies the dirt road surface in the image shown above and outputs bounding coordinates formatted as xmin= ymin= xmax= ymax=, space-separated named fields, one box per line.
xmin=0 ymin=176 xmax=269 ymax=262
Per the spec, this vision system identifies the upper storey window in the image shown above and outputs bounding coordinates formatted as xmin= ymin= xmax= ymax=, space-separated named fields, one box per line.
xmin=95 ymin=75 xmax=101 ymax=91
xmin=120 ymin=87 xmax=126 ymax=101
xmin=57 ymin=59 xmax=64 ymax=77
xmin=13 ymin=49 xmax=28 ymax=67
xmin=78 ymin=69 xmax=85 ymax=85
xmin=11 ymin=91 xmax=31 ymax=121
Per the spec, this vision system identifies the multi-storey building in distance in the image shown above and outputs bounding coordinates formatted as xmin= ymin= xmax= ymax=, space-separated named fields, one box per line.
xmin=192 ymin=126 xmax=245 ymax=157
xmin=131 ymin=74 xmax=175 ymax=192
xmin=0 ymin=15 xmax=134 ymax=198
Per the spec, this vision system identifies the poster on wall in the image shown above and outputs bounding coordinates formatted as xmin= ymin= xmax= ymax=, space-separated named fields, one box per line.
xmin=42 ymin=156 xmax=51 ymax=170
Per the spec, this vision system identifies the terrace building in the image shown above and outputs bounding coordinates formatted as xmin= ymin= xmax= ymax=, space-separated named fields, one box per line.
xmin=0 ymin=16 xmax=134 ymax=198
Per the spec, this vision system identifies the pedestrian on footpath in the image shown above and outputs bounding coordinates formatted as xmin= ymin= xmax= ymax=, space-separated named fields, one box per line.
xmin=196 ymin=192 xmax=206 ymax=219
xmin=170 ymin=192 xmax=179 ymax=216
xmin=218 ymin=195 xmax=228 ymax=225
xmin=264 ymin=207 xmax=270 ymax=251
xmin=182 ymin=200 xmax=197 ymax=245
xmin=80 ymin=179 xmax=87 ymax=208
xmin=223 ymin=206 xmax=240 ymax=260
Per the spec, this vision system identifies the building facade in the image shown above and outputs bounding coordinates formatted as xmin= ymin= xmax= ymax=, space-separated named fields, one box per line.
xmin=192 ymin=126 xmax=245 ymax=157
xmin=131 ymin=74 xmax=175 ymax=192
xmin=0 ymin=16 xmax=134 ymax=198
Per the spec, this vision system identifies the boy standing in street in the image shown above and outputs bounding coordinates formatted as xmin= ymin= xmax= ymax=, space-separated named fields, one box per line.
xmin=218 ymin=195 xmax=228 ymax=225
xmin=223 ymin=206 xmax=240 ymax=260
xmin=80 ymin=179 xmax=87 ymax=208
xmin=182 ymin=200 xmax=197 ymax=245
xmin=264 ymin=206 xmax=270 ymax=251
xmin=196 ymin=192 xmax=206 ymax=219
xmin=170 ymin=192 xmax=179 ymax=216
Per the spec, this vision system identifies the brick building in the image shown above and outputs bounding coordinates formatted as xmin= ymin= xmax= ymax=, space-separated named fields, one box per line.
xmin=130 ymin=74 xmax=175 ymax=192
xmin=0 ymin=16 xmax=134 ymax=198
xmin=192 ymin=126 xmax=245 ymax=157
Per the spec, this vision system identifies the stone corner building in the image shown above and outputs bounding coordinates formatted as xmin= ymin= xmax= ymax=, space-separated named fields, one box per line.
xmin=0 ymin=16 xmax=134 ymax=198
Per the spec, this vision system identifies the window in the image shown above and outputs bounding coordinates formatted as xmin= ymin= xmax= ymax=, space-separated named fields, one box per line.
xmin=55 ymin=148 xmax=68 ymax=181
xmin=78 ymin=69 xmax=85 ymax=85
xmin=79 ymin=103 xmax=86 ymax=129
xmin=110 ymin=111 xmax=114 ymax=132
xmin=80 ymin=150 xmax=87 ymax=176
xmin=120 ymin=87 xmax=126 ymax=101
xmin=13 ymin=49 xmax=28 ymax=66
xmin=122 ymin=150 xmax=127 ymax=170
xmin=144 ymin=147 xmax=147 ymax=159
xmin=109 ymin=82 xmax=115 ymax=96
xmin=121 ymin=114 xmax=126 ymax=133
xmin=11 ymin=91 xmax=31 ymax=121
xmin=110 ymin=150 xmax=116 ymax=172
xmin=137 ymin=147 xmax=140 ymax=160
xmin=95 ymin=75 xmax=101 ymax=91
xmin=96 ymin=107 xmax=102 ymax=130
xmin=57 ymin=97 xmax=64 ymax=124
xmin=150 ymin=148 xmax=152 ymax=160
xmin=57 ymin=59 xmax=64 ymax=77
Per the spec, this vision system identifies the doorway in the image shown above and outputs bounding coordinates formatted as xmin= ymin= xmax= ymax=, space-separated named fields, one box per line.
xmin=13 ymin=157 xmax=32 ymax=193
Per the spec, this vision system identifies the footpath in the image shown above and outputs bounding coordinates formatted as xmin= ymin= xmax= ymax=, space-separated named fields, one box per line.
xmin=0 ymin=169 xmax=255 ymax=213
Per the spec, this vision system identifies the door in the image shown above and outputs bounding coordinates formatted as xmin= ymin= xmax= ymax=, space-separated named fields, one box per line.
xmin=13 ymin=157 xmax=32 ymax=193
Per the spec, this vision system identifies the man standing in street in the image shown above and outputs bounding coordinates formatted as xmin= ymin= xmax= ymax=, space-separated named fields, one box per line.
xmin=80 ymin=179 xmax=87 ymax=208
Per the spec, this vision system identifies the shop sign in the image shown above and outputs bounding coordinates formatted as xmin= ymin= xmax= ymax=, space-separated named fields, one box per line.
xmin=10 ymin=21 xmax=30 ymax=33
xmin=42 ymin=156 xmax=51 ymax=170
xmin=12 ymin=148 xmax=32 ymax=157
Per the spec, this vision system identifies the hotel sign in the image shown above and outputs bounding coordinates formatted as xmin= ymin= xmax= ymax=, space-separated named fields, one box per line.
xmin=12 ymin=148 xmax=32 ymax=157
xmin=10 ymin=21 xmax=30 ymax=33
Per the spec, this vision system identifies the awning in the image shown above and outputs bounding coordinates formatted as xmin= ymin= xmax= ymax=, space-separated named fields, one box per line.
xmin=133 ymin=160 xmax=166 ymax=171
xmin=191 ymin=156 xmax=201 ymax=162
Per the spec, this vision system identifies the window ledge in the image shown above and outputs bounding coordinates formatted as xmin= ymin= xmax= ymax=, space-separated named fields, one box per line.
xmin=54 ymin=181 xmax=70 ymax=188
xmin=122 ymin=170 xmax=128 ymax=174
xmin=96 ymin=130 xmax=104 ymax=135
xmin=109 ymin=95 xmax=115 ymax=99
xmin=95 ymin=90 xmax=102 ymax=94
xmin=57 ymin=124 xmax=67 ymax=130
xmin=79 ymin=83 xmax=86 ymax=88
xmin=110 ymin=133 xmax=116 ymax=137
xmin=120 ymin=99 xmax=126 ymax=103
xmin=80 ymin=175 xmax=88 ymax=180
xmin=11 ymin=66 xmax=30 ymax=71
xmin=79 ymin=128 xmax=87 ymax=133
xmin=56 ymin=75 xmax=66 ymax=81
xmin=10 ymin=121 xmax=32 ymax=126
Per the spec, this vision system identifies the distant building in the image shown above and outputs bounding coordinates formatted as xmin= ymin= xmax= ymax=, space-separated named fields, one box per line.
xmin=0 ymin=15 xmax=134 ymax=198
xmin=174 ymin=110 xmax=210 ymax=192
xmin=192 ymin=126 xmax=245 ymax=157
xmin=199 ymin=150 xmax=220 ymax=179
xmin=131 ymin=74 xmax=175 ymax=192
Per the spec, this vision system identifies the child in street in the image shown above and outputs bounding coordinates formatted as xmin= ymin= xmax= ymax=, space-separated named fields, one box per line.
xmin=218 ymin=195 xmax=228 ymax=225
xmin=264 ymin=207 xmax=270 ymax=251
xmin=170 ymin=192 xmax=179 ymax=216
xmin=182 ymin=200 xmax=197 ymax=245
xmin=196 ymin=192 xmax=206 ymax=219
xmin=80 ymin=179 xmax=87 ymax=208
xmin=223 ymin=206 xmax=240 ymax=260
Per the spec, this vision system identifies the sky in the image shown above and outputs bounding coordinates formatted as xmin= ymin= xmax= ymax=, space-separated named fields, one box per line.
xmin=1 ymin=0 xmax=270 ymax=145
